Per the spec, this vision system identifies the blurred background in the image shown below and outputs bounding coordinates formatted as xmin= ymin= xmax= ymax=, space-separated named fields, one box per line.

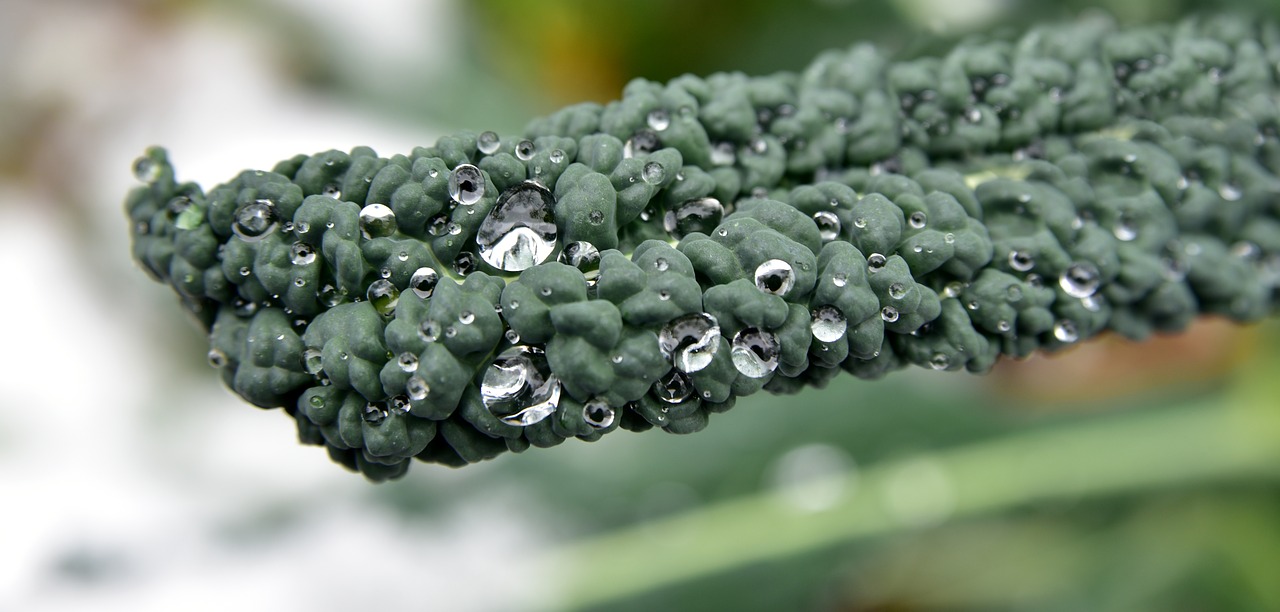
xmin=3 ymin=0 xmax=1280 ymax=610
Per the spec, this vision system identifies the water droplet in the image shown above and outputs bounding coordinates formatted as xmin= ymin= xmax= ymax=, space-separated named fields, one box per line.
xmin=623 ymin=129 xmax=661 ymax=158
xmin=452 ymin=251 xmax=476 ymax=275
xmin=646 ymin=108 xmax=670 ymax=131
xmin=1230 ymin=241 xmax=1260 ymax=260
xmin=731 ymin=327 xmax=780 ymax=378
xmin=867 ymin=253 xmax=887 ymax=272
xmin=710 ymin=141 xmax=736 ymax=166
xmin=642 ymin=161 xmax=665 ymax=184
xmin=1008 ymin=250 xmax=1034 ymax=272
xmin=513 ymin=139 xmax=536 ymax=161
xmin=1219 ymin=183 xmax=1243 ymax=201
xmin=380 ymin=267 xmax=392 ymax=279
xmin=813 ymin=211 xmax=841 ymax=241
xmin=290 ymin=242 xmax=316 ymax=265
xmin=663 ymin=197 xmax=723 ymax=239
xmin=448 ymin=164 xmax=485 ymax=205
xmin=477 ymin=131 xmax=500 ymax=155
xmin=397 ymin=251 xmax=409 ymax=262
xmin=881 ymin=306 xmax=899 ymax=323
xmin=754 ymin=259 xmax=795 ymax=296
xmin=659 ymin=313 xmax=721 ymax=373
xmin=362 ymin=402 xmax=388 ymax=424
xmin=809 ymin=305 xmax=848 ymax=342
xmin=888 ymin=282 xmax=908 ymax=299
xmin=476 ymin=182 xmax=558 ymax=271
xmin=610 ymin=354 xmax=624 ymax=364
xmin=832 ymin=273 xmax=848 ymax=288
xmin=459 ymin=311 xmax=475 ymax=325
xmin=207 ymin=348 xmax=227 ymax=368
xmin=964 ymin=107 xmax=982 ymax=123
xmin=654 ymin=257 xmax=670 ymax=272
xmin=929 ymin=353 xmax=950 ymax=370
xmin=1113 ymin=217 xmax=1138 ymax=241
xmin=367 ymin=279 xmax=399 ymax=316
xmin=427 ymin=214 xmax=450 ymax=236
xmin=409 ymin=267 xmax=440 ymax=299
xmin=582 ymin=398 xmax=616 ymax=429
xmin=132 ymin=156 xmax=161 ymax=183
xmin=359 ymin=204 xmax=397 ymax=239
xmin=748 ymin=138 xmax=767 ymax=154
xmin=481 ymin=345 xmax=561 ymax=426
xmin=1053 ymin=320 xmax=1079 ymax=343
xmin=997 ymin=320 xmax=1012 ymax=332
xmin=653 ymin=369 xmax=694 ymax=404
xmin=1082 ymin=295 xmax=1103 ymax=311
xmin=397 ymin=352 xmax=419 ymax=372
xmin=293 ymin=278 xmax=307 ymax=288
xmin=322 ymin=184 xmax=342 ymax=199
xmin=419 ymin=320 xmax=441 ymax=342
xmin=908 ymin=211 xmax=927 ymax=229
xmin=1007 ymin=285 xmax=1023 ymax=301
xmin=549 ymin=149 xmax=565 ymax=164
xmin=388 ymin=395 xmax=411 ymax=416
xmin=503 ymin=329 xmax=521 ymax=344
xmin=232 ymin=296 xmax=257 ymax=317
xmin=233 ymin=199 xmax=278 ymax=241
xmin=1059 ymin=262 xmax=1100 ymax=298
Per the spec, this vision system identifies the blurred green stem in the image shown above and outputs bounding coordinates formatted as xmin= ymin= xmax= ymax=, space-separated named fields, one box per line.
xmin=547 ymin=354 xmax=1280 ymax=610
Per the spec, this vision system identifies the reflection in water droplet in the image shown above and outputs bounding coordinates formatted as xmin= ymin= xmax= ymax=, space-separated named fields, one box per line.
xmin=303 ymin=348 xmax=323 ymax=374
xmin=582 ymin=397 xmax=616 ymax=429
xmin=1053 ymin=319 xmax=1079 ymax=342
xmin=832 ymin=273 xmax=848 ymax=288
xmin=623 ymin=129 xmax=660 ymax=158
xmin=233 ymin=199 xmax=278 ymax=241
xmin=207 ymin=348 xmax=227 ymax=368
xmin=448 ymin=164 xmax=485 ymax=205
xmin=659 ymin=313 xmax=721 ymax=373
xmin=291 ymin=242 xmax=316 ymax=265
xmin=322 ymin=184 xmax=342 ymax=199
xmin=710 ymin=142 xmax=736 ymax=166
xmin=888 ymin=282 xmax=908 ymax=299
xmin=397 ymin=352 xmax=418 ymax=372
xmin=452 ymin=251 xmax=476 ymax=275
xmin=388 ymin=395 xmax=411 ymax=415
xmin=810 ymin=305 xmax=847 ymax=342
xmin=363 ymin=402 xmax=388 ymax=424
xmin=754 ymin=259 xmax=795 ymax=296
xmin=476 ymin=182 xmax=558 ymax=271
xmin=514 ymin=139 xmax=536 ymax=161
xmin=419 ymin=320 xmax=441 ymax=343
xmin=730 ymin=327 xmax=780 ymax=378
xmin=428 ymin=214 xmax=450 ymax=236
xmin=929 ymin=353 xmax=950 ymax=370
xmin=813 ymin=211 xmax=841 ymax=241
xmin=881 ymin=306 xmax=899 ymax=323
xmin=406 ymin=376 xmax=429 ymax=401
xmin=409 ymin=267 xmax=439 ymax=299
xmin=664 ymin=198 xmax=723 ymax=240
xmin=647 ymin=108 xmax=671 ymax=131
xmin=908 ymin=211 xmax=927 ymax=229
xmin=367 ymin=279 xmax=399 ymax=315
xmin=133 ymin=156 xmax=161 ymax=183
xmin=654 ymin=369 xmax=694 ymax=404
xmin=481 ymin=345 xmax=561 ymax=426
xmin=867 ymin=253 xmax=887 ymax=272
xmin=1059 ymin=262 xmax=1100 ymax=298
xmin=477 ymin=131 xmax=500 ymax=155
xmin=359 ymin=204 xmax=397 ymax=239
xmin=1008 ymin=250 xmax=1034 ymax=272
xmin=642 ymin=162 xmax=665 ymax=184
xmin=559 ymin=241 xmax=601 ymax=282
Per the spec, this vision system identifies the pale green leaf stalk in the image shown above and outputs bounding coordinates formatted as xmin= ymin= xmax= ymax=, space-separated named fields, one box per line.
xmin=126 ymin=13 xmax=1280 ymax=480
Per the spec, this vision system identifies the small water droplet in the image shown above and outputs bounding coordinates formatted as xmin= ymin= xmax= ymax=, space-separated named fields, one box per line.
xmin=1059 ymin=262 xmax=1101 ymax=298
xmin=929 ymin=353 xmax=950 ymax=370
xmin=964 ymin=107 xmax=982 ymax=123
xmin=582 ymin=398 xmax=616 ymax=428
xmin=408 ymin=267 xmax=440 ymax=299
xmin=710 ymin=141 xmax=736 ymax=166
xmin=401 ymin=375 xmax=428 ymax=401
xmin=1008 ymin=250 xmax=1034 ymax=272
xmin=207 ymin=348 xmax=227 ymax=368
xmin=293 ymin=278 xmax=307 ymax=288
xmin=504 ymin=329 xmax=520 ymax=344
xmin=290 ymin=242 xmax=316 ymax=265
xmin=238 ymin=266 xmax=252 ymax=278
xmin=1007 ymin=285 xmax=1023 ymax=301
xmin=908 ymin=211 xmax=927 ymax=229
xmin=653 ymin=369 xmax=694 ymax=404
xmin=1113 ymin=217 xmax=1138 ymax=241
xmin=380 ymin=267 xmax=392 ymax=279
xmin=642 ymin=161 xmax=665 ymax=184
xmin=359 ymin=204 xmax=397 ymax=239
xmin=810 ymin=305 xmax=848 ymax=342
xmin=549 ymin=149 xmax=566 ymax=164
xmin=664 ymin=197 xmax=723 ymax=239
xmin=448 ymin=164 xmax=485 ymax=205
xmin=477 ymin=131 xmax=500 ymax=155
xmin=881 ymin=306 xmax=899 ymax=323
xmin=459 ymin=311 xmax=475 ymax=325
xmin=481 ymin=345 xmax=561 ymax=426
xmin=966 ymin=300 xmax=980 ymax=311
xmin=1219 ymin=183 xmax=1243 ymax=201
xmin=362 ymin=402 xmax=388 ymax=424
xmin=397 ymin=352 xmax=419 ymax=372
xmin=657 ymin=290 xmax=670 ymax=301
xmin=452 ymin=251 xmax=476 ymax=275
xmin=610 ymin=354 xmax=624 ymax=364
xmin=1230 ymin=241 xmax=1260 ymax=260
xmin=867 ymin=253 xmax=887 ymax=272
xmin=731 ymin=327 xmax=780 ymax=378
xmin=748 ymin=138 xmax=767 ymax=154
xmin=853 ymin=216 xmax=868 ymax=229
xmin=754 ymin=259 xmax=795 ymax=296
xmin=233 ymin=199 xmax=278 ymax=241
xmin=943 ymin=232 xmax=955 ymax=244
xmin=623 ymin=129 xmax=661 ymax=158
xmin=654 ymin=257 xmax=670 ymax=272
xmin=943 ymin=281 xmax=965 ymax=298
xmin=659 ymin=313 xmax=721 ymax=373
xmin=132 ymin=156 xmax=161 ymax=183
xmin=813 ymin=211 xmax=841 ymax=242
xmin=888 ymin=282 xmax=908 ymax=300
xmin=419 ymin=320 xmax=441 ymax=343
xmin=997 ymin=320 xmax=1012 ymax=333
xmin=476 ymin=182 xmax=558 ymax=271
xmin=1053 ymin=320 xmax=1079 ymax=343
xmin=322 ymin=184 xmax=342 ymax=199
xmin=646 ymin=108 xmax=671 ymax=131
xmin=367 ymin=279 xmax=399 ymax=316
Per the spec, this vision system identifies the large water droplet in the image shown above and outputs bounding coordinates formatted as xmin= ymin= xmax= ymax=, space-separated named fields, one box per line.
xmin=409 ymin=267 xmax=440 ymax=299
xmin=813 ymin=211 xmax=841 ymax=241
xmin=810 ymin=305 xmax=847 ymax=342
xmin=481 ymin=345 xmax=561 ymax=426
xmin=367 ymin=279 xmax=399 ymax=315
xmin=233 ymin=199 xmax=278 ymax=241
xmin=291 ymin=242 xmax=316 ymax=265
xmin=754 ymin=259 xmax=795 ymax=296
xmin=477 ymin=131 xmax=500 ymax=155
xmin=1059 ymin=262 xmax=1100 ymax=298
xmin=359 ymin=204 xmax=397 ymax=239
xmin=582 ymin=397 xmax=616 ymax=429
xmin=448 ymin=164 xmax=485 ymax=205
xmin=663 ymin=197 xmax=723 ymax=239
xmin=476 ymin=182 xmax=558 ymax=272
xmin=659 ymin=313 xmax=721 ymax=373
xmin=654 ymin=370 xmax=693 ymax=404
xmin=647 ymin=108 xmax=671 ymax=131
xmin=731 ymin=327 xmax=780 ymax=378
